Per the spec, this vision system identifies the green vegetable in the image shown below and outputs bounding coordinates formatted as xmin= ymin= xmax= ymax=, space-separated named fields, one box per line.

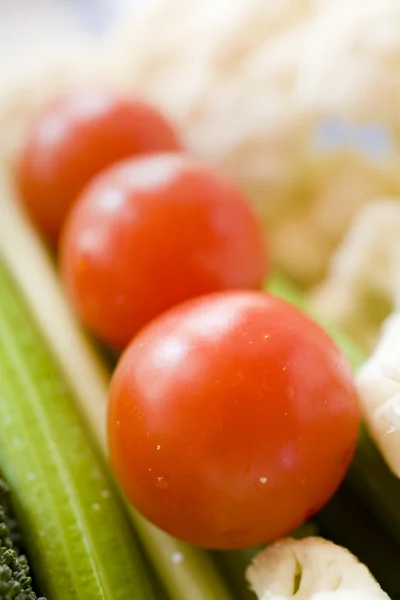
xmin=0 ymin=260 xmax=157 ymax=600
xmin=0 ymin=477 xmax=45 ymax=600
xmin=212 ymin=548 xmax=259 ymax=600
xmin=317 ymin=483 xmax=400 ymax=600
xmin=348 ymin=427 xmax=400 ymax=553
xmin=211 ymin=523 xmax=319 ymax=600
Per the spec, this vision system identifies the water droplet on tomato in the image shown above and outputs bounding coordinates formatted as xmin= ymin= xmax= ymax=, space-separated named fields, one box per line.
xmin=156 ymin=476 xmax=169 ymax=489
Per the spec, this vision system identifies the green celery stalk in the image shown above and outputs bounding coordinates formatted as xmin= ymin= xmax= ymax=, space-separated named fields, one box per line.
xmin=212 ymin=547 xmax=261 ymax=600
xmin=0 ymin=260 xmax=157 ymax=600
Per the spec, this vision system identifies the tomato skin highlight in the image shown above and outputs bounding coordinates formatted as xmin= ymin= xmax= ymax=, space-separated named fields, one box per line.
xmin=60 ymin=153 xmax=268 ymax=349
xmin=16 ymin=90 xmax=181 ymax=244
xmin=108 ymin=291 xmax=361 ymax=549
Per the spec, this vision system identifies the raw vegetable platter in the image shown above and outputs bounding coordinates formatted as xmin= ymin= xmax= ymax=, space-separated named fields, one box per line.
xmin=2 ymin=2 xmax=400 ymax=600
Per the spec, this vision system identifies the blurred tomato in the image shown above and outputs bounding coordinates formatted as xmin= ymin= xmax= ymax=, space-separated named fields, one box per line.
xmin=60 ymin=153 xmax=268 ymax=349
xmin=17 ymin=89 xmax=181 ymax=244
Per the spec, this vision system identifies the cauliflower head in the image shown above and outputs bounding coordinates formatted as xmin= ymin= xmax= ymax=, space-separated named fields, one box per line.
xmin=357 ymin=311 xmax=400 ymax=478
xmin=247 ymin=537 xmax=389 ymax=599
xmin=278 ymin=0 xmax=400 ymax=285
xmin=310 ymin=200 xmax=400 ymax=349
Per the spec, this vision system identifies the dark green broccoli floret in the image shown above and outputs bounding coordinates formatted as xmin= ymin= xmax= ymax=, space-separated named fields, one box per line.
xmin=0 ymin=479 xmax=45 ymax=600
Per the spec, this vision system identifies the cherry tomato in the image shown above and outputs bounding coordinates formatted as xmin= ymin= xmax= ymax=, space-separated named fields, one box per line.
xmin=108 ymin=291 xmax=360 ymax=549
xmin=16 ymin=90 xmax=181 ymax=244
xmin=60 ymin=153 xmax=268 ymax=349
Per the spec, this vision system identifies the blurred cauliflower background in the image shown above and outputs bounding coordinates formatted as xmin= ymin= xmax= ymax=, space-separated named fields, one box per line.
xmin=2 ymin=0 xmax=400 ymax=349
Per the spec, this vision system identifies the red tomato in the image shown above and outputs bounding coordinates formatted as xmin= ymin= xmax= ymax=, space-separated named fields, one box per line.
xmin=108 ymin=291 xmax=360 ymax=549
xmin=60 ymin=153 xmax=268 ymax=349
xmin=16 ymin=90 xmax=181 ymax=244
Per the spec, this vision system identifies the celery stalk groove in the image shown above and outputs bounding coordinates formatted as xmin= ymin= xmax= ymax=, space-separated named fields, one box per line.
xmin=0 ymin=261 xmax=156 ymax=600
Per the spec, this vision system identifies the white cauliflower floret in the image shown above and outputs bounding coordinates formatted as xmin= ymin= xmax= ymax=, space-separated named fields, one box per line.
xmin=284 ymin=0 xmax=400 ymax=285
xmin=310 ymin=200 xmax=400 ymax=349
xmin=246 ymin=537 xmax=389 ymax=599
xmin=357 ymin=312 xmax=400 ymax=478
xmin=103 ymin=0 xmax=314 ymax=122
xmin=296 ymin=0 xmax=400 ymax=123
xmin=271 ymin=156 xmax=400 ymax=286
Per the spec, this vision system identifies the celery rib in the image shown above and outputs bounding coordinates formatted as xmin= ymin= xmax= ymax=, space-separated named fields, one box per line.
xmin=0 ymin=261 xmax=157 ymax=600
xmin=0 ymin=312 xmax=118 ymax=600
